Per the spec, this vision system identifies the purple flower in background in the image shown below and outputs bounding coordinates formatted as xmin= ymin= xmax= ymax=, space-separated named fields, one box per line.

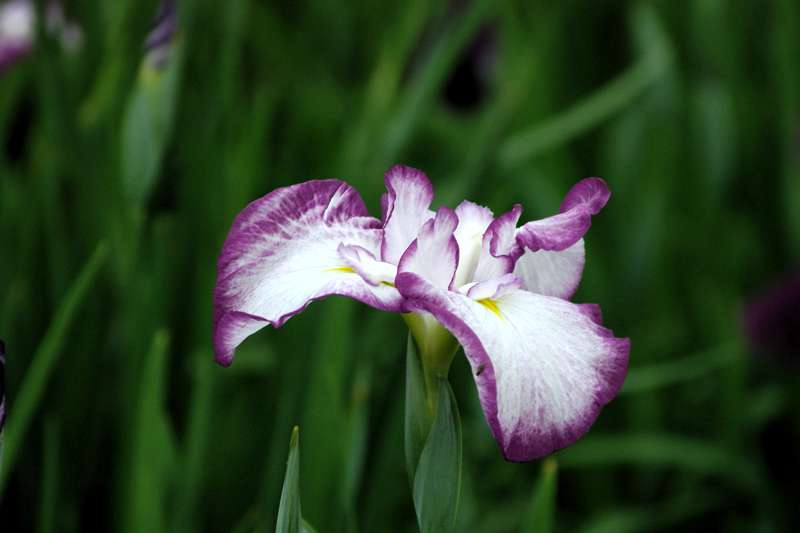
xmin=744 ymin=271 xmax=800 ymax=364
xmin=0 ymin=0 xmax=34 ymax=70
xmin=213 ymin=166 xmax=629 ymax=461
xmin=144 ymin=0 xmax=176 ymax=69
xmin=0 ymin=0 xmax=81 ymax=74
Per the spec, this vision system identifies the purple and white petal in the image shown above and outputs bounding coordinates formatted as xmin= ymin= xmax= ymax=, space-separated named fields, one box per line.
xmin=338 ymin=243 xmax=398 ymax=286
xmin=516 ymin=178 xmax=610 ymax=252
xmin=462 ymin=273 xmax=522 ymax=301
xmin=513 ymin=239 xmax=585 ymax=299
xmin=396 ymin=273 xmax=629 ymax=462
xmin=473 ymin=205 xmax=523 ymax=283
xmin=453 ymin=200 xmax=494 ymax=287
xmin=397 ymin=206 xmax=459 ymax=290
xmin=380 ymin=165 xmax=435 ymax=264
xmin=214 ymin=180 xmax=403 ymax=365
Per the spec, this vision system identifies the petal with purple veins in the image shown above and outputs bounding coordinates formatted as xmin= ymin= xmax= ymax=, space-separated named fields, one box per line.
xmin=213 ymin=180 xmax=403 ymax=365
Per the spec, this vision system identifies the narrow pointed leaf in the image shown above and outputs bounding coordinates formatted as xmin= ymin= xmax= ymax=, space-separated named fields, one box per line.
xmin=0 ymin=242 xmax=108 ymax=493
xmin=123 ymin=329 xmax=176 ymax=533
xmin=412 ymin=379 xmax=462 ymax=533
xmin=275 ymin=426 xmax=302 ymax=533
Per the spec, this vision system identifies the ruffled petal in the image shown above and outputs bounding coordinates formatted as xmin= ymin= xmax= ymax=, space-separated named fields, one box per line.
xmin=397 ymin=207 xmax=459 ymax=290
xmin=396 ymin=273 xmax=629 ymax=461
xmin=380 ymin=165 xmax=435 ymax=264
xmin=453 ymin=200 xmax=494 ymax=287
xmin=516 ymin=178 xmax=609 ymax=252
xmin=214 ymin=180 xmax=403 ymax=365
xmin=513 ymin=239 xmax=585 ymax=299
xmin=473 ymin=205 xmax=523 ymax=283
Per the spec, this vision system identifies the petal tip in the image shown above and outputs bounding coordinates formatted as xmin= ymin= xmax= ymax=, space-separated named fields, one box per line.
xmin=561 ymin=177 xmax=610 ymax=215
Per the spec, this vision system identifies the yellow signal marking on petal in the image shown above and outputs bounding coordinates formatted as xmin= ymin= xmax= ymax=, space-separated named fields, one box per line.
xmin=325 ymin=266 xmax=356 ymax=274
xmin=478 ymin=298 xmax=502 ymax=318
xmin=381 ymin=281 xmax=395 ymax=287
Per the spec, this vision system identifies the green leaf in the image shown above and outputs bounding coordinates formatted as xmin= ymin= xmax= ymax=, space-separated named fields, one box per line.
xmin=497 ymin=3 xmax=673 ymax=168
xmin=0 ymin=242 xmax=109 ymax=494
xmin=123 ymin=329 xmax=176 ymax=533
xmin=556 ymin=433 xmax=763 ymax=493
xmin=276 ymin=427 xmax=302 ymax=533
xmin=373 ymin=0 xmax=494 ymax=176
xmin=412 ymin=378 xmax=462 ymax=533
xmin=301 ymin=300 xmax=353 ymax=525
xmin=620 ymin=342 xmax=739 ymax=395
xmin=120 ymin=40 xmax=184 ymax=206
xmin=404 ymin=333 xmax=433 ymax=483
xmin=522 ymin=458 xmax=558 ymax=533
xmin=173 ymin=350 xmax=217 ymax=533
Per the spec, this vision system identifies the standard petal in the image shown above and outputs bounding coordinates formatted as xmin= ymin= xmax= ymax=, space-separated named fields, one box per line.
xmin=396 ymin=273 xmax=629 ymax=461
xmin=513 ymin=239 xmax=585 ymax=299
xmin=214 ymin=180 xmax=403 ymax=365
xmin=380 ymin=165 xmax=435 ymax=264
xmin=397 ymin=206 xmax=459 ymax=290
xmin=453 ymin=200 xmax=494 ymax=287
xmin=515 ymin=178 xmax=610 ymax=252
xmin=473 ymin=205 xmax=523 ymax=283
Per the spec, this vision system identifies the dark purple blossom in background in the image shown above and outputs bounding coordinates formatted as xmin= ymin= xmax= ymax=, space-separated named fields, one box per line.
xmin=743 ymin=271 xmax=800 ymax=364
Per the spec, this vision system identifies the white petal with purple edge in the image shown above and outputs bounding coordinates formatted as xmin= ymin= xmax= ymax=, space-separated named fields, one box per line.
xmin=380 ymin=165 xmax=435 ymax=264
xmin=473 ymin=205 xmax=523 ymax=283
xmin=516 ymin=178 xmax=610 ymax=252
xmin=397 ymin=207 xmax=459 ymax=290
xmin=396 ymin=272 xmax=629 ymax=461
xmin=513 ymin=239 xmax=585 ymax=299
xmin=214 ymin=180 xmax=403 ymax=365
xmin=453 ymin=200 xmax=494 ymax=287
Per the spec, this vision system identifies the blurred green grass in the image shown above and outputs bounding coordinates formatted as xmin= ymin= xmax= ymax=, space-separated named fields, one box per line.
xmin=1 ymin=0 xmax=799 ymax=531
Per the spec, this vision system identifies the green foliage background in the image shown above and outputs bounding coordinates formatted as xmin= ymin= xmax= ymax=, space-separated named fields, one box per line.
xmin=2 ymin=0 xmax=799 ymax=531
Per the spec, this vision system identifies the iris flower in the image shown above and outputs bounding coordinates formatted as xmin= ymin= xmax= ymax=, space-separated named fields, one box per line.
xmin=213 ymin=166 xmax=629 ymax=461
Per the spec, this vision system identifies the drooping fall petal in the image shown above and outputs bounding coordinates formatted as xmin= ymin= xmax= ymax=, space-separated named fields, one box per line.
xmin=213 ymin=180 xmax=403 ymax=365
xmin=396 ymin=272 xmax=629 ymax=461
